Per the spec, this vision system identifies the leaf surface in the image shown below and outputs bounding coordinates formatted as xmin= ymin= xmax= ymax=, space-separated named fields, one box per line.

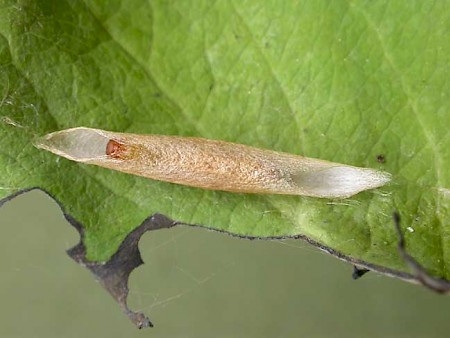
xmin=1 ymin=0 xmax=449 ymax=286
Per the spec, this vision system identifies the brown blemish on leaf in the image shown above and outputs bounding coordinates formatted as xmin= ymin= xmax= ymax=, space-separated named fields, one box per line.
xmin=376 ymin=154 xmax=386 ymax=163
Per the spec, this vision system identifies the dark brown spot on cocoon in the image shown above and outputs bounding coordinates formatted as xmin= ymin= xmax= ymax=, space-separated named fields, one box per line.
xmin=106 ymin=139 xmax=126 ymax=159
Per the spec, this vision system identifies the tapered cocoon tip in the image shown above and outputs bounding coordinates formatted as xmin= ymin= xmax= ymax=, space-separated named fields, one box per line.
xmin=295 ymin=166 xmax=391 ymax=198
xmin=34 ymin=127 xmax=111 ymax=162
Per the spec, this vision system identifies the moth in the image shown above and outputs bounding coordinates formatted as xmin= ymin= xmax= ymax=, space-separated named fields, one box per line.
xmin=35 ymin=127 xmax=391 ymax=198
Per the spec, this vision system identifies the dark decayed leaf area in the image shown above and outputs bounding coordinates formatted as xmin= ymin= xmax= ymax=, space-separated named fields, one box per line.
xmin=2 ymin=190 xmax=448 ymax=328
xmin=67 ymin=212 xmax=449 ymax=328
xmin=1 ymin=0 xmax=450 ymax=328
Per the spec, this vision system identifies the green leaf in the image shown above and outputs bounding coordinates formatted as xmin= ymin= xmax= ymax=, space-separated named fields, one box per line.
xmin=1 ymin=0 xmax=449 ymax=286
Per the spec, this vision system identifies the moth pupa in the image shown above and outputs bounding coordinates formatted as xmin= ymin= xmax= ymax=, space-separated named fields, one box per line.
xmin=35 ymin=127 xmax=391 ymax=199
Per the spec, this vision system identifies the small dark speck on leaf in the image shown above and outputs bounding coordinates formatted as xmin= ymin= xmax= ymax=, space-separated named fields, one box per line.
xmin=376 ymin=154 xmax=385 ymax=163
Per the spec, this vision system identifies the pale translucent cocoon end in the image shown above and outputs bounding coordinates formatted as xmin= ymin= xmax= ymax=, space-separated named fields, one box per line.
xmin=294 ymin=166 xmax=391 ymax=199
xmin=34 ymin=127 xmax=112 ymax=162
